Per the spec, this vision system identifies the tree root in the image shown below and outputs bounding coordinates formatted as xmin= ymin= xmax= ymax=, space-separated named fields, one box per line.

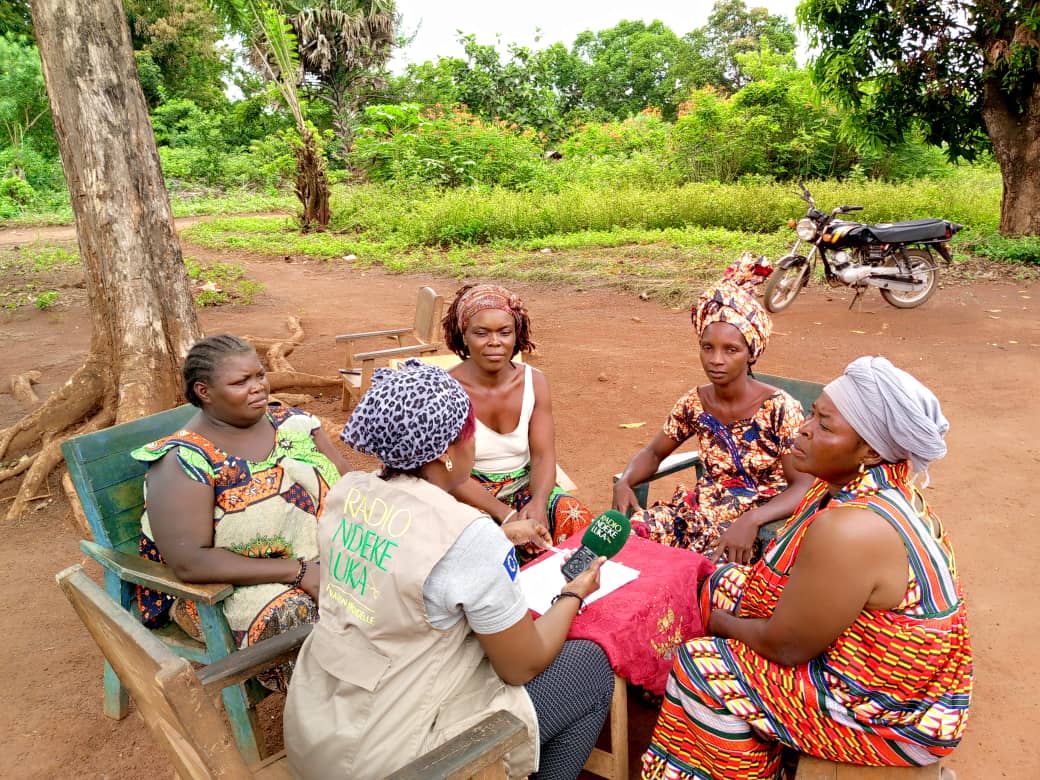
xmin=10 ymin=371 xmax=42 ymax=406
xmin=0 ymin=360 xmax=105 ymax=462
xmin=267 ymin=371 xmax=341 ymax=391
xmin=5 ymin=404 xmax=115 ymax=521
xmin=246 ymin=316 xmax=340 ymax=392
xmin=0 ymin=454 xmax=36 ymax=483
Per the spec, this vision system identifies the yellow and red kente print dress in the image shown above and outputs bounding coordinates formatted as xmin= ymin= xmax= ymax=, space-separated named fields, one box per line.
xmin=132 ymin=406 xmax=339 ymax=655
xmin=643 ymin=462 xmax=972 ymax=779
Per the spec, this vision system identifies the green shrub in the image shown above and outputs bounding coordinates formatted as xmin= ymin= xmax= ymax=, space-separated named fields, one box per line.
xmin=34 ymin=289 xmax=60 ymax=309
xmin=966 ymin=234 xmax=1040 ymax=265
xmin=352 ymin=106 xmax=551 ymax=190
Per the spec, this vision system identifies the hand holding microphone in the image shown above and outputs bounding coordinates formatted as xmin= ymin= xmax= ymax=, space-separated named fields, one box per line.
xmin=560 ymin=509 xmax=631 ymax=581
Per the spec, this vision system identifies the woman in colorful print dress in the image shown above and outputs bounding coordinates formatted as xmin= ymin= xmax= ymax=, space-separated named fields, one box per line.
xmin=133 ymin=335 xmax=349 ymax=688
xmin=442 ymin=283 xmax=593 ymax=552
xmin=643 ymin=356 xmax=973 ymax=779
xmin=614 ymin=254 xmax=813 ymax=563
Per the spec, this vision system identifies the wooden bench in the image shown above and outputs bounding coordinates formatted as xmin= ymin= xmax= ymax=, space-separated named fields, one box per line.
xmin=57 ymin=563 xmax=529 ymax=780
xmin=795 ymin=756 xmax=953 ymax=779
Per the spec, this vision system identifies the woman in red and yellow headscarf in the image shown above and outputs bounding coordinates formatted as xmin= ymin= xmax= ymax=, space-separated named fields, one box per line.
xmin=613 ymin=253 xmax=813 ymax=564
xmin=442 ymin=283 xmax=594 ymax=554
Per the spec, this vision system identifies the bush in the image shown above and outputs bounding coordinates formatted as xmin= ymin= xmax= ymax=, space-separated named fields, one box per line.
xmin=352 ymin=106 xmax=551 ymax=190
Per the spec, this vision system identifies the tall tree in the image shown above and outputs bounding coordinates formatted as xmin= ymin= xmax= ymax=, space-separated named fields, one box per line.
xmin=799 ymin=0 xmax=1040 ymax=236
xmin=277 ymin=0 xmax=396 ymax=157
xmin=0 ymin=0 xmax=203 ymax=519
xmin=680 ymin=1 xmax=797 ymax=93
xmin=572 ymin=20 xmax=687 ymax=119
xmin=125 ymin=0 xmax=230 ymax=110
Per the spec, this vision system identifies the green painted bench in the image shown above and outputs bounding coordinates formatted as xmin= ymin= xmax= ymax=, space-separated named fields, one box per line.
xmin=614 ymin=372 xmax=824 ymax=547
xmin=61 ymin=405 xmax=269 ymax=764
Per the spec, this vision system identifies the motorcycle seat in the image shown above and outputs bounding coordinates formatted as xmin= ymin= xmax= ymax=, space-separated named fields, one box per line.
xmin=866 ymin=219 xmax=950 ymax=243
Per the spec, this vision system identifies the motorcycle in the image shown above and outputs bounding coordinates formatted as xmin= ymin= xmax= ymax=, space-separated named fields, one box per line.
xmin=763 ymin=184 xmax=963 ymax=312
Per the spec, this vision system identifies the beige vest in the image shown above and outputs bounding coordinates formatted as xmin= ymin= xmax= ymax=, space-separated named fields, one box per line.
xmin=283 ymin=471 xmax=538 ymax=779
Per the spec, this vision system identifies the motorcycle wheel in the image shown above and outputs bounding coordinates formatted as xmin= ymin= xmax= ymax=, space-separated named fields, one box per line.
xmin=880 ymin=249 xmax=937 ymax=309
xmin=764 ymin=261 xmax=809 ymax=313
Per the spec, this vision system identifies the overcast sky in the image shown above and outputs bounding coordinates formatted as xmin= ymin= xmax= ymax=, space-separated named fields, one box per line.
xmin=390 ymin=0 xmax=803 ymax=70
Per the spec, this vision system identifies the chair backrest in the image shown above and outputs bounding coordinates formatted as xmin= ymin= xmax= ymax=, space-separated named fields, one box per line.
xmin=756 ymin=373 xmax=824 ymax=415
xmin=413 ymin=286 xmax=445 ymax=345
xmin=56 ymin=564 xmax=253 ymax=779
xmin=61 ymin=405 xmax=196 ymax=552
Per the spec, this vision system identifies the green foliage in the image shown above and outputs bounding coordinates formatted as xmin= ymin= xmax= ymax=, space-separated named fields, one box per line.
xmin=184 ymin=257 xmax=266 ymax=305
xmin=0 ymin=35 xmax=54 ymax=152
xmin=34 ymin=289 xmax=59 ymax=309
xmin=679 ymin=0 xmax=797 ymax=93
xmin=352 ymin=106 xmax=549 ymax=189
xmin=126 ymin=0 xmax=229 ymax=110
xmin=0 ymin=0 xmax=32 ymax=37
xmin=799 ymin=0 xmax=993 ymax=161
xmin=572 ymin=20 xmax=687 ymax=120
xmin=966 ymin=235 xmax=1040 ymax=266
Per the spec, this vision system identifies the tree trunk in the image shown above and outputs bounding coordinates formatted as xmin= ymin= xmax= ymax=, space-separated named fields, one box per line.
xmin=981 ymin=77 xmax=1040 ymax=236
xmin=294 ymin=126 xmax=331 ymax=232
xmin=4 ymin=0 xmax=203 ymax=518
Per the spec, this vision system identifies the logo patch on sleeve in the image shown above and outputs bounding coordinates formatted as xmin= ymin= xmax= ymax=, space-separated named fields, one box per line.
xmin=502 ymin=548 xmax=519 ymax=581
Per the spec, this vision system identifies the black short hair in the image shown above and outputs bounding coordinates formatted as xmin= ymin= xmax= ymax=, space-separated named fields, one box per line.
xmin=182 ymin=334 xmax=256 ymax=406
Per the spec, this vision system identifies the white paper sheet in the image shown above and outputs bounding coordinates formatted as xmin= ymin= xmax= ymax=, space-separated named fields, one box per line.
xmin=518 ymin=553 xmax=640 ymax=614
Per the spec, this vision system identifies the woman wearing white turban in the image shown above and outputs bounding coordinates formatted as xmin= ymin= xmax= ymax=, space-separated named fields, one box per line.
xmin=643 ymin=356 xmax=972 ymax=780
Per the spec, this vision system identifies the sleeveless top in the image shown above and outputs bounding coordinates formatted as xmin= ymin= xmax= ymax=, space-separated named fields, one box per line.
xmin=474 ymin=364 xmax=535 ymax=473
xmin=283 ymin=471 xmax=538 ymax=779
xmin=736 ymin=462 xmax=973 ymax=749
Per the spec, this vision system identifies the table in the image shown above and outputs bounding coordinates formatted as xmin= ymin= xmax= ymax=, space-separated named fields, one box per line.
xmin=526 ymin=534 xmax=714 ymax=695
xmin=524 ymin=535 xmax=714 ymax=780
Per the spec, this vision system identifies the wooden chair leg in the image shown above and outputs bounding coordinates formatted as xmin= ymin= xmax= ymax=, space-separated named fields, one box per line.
xmin=197 ymin=602 xmax=264 ymax=764
xmin=102 ymin=659 xmax=130 ymax=719
xmin=220 ymin=683 xmax=263 ymax=765
xmin=583 ymin=673 xmax=628 ymax=780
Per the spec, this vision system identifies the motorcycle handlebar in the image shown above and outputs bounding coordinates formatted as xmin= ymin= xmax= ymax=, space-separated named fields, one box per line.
xmin=842 ymin=205 xmax=864 ymax=212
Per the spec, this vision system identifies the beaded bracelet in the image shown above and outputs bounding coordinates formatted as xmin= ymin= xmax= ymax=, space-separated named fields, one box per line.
xmin=551 ymin=590 xmax=585 ymax=614
xmin=291 ymin=558 xmax=308 ymax=589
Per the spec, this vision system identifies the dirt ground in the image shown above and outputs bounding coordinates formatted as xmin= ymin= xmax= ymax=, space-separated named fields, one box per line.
xmin=1 ymin=221 xmax=1038 ymax=778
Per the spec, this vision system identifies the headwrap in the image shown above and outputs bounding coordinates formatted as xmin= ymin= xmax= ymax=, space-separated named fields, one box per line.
xmin=693 ymin=252 xmax=773 ymax=363
xmin=824 ymin=356 xmax=949 ymax=484
xmin=456 ymin=284 xmax=526 ymax=331
xmin=341 ymin=359 xmax=471 ymax=471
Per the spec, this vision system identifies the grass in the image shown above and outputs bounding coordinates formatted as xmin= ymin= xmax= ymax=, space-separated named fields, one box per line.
xmin=0 ymin=187 xmax=297 ymax=227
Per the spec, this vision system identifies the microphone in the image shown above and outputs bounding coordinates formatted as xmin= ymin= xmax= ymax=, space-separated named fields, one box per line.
xmin=560 ymin=509 xmax=631 ymax=581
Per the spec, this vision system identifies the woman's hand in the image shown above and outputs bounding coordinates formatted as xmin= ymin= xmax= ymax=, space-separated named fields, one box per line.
xmin=502 ymin=517 xmax=552 ymax=552
xmin=298 ymin=560 xmax=321 ymax=603
xmin=565 ymin=555 xmax=605 ymax=601
xmin=612 ymin=480 xmax=642 ymax=517
xmin=517 ymin=502 xmax=549 ymax=529
xmin=710 ymin=512 xmax=759 ymax=565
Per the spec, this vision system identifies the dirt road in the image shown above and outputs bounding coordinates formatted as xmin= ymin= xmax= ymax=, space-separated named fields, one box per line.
xmin=1 ymin=236 xmax=1038 ymax=777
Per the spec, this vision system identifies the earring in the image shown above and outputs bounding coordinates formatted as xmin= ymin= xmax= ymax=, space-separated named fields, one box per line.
xmin=445 ymin=456 xmax=453 ymax=472
xmin=858 ymin=461 xmax=866 ymax=474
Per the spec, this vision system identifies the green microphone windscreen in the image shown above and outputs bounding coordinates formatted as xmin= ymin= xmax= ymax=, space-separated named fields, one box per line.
xmin=580 ymin=509 xmax=631 ymax=559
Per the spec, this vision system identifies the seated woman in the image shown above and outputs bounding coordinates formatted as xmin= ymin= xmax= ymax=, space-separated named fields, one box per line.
xmin=133 ymin=334 xmax=349 ymax=687
xmin=442 ymin=283 xmax=593 ymax=548
xmin=643 ymin=356 xmax=973 ymax=779
xmin=284 ymin=360 xmax=615 ymax=780
xmin=613 ymin=255 xmax=813 ymax=563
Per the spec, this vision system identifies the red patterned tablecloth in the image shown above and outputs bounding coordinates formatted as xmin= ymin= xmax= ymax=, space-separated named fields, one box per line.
xmin=525 ymin=535 xmax=715 ymax=695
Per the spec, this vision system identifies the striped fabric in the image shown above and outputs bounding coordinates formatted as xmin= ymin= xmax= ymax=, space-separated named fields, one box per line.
xmin=643 ymin=463 xmax=973 ymax=779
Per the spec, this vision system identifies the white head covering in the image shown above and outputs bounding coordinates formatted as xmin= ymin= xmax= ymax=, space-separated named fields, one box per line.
xmin=823 ymin=356 xmax=949 ymax=484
